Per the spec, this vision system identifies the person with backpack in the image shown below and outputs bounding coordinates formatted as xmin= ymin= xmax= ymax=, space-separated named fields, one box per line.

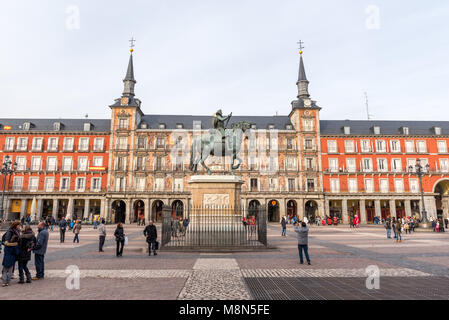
xmin=384 ymin=217 xmax=392 ymax=239
xmin=143 ymin=220 xmax=158 ymax=256
xmin=396 ymin=219 xmax=402 ymax=243
xmin=18 ymin=225 xmax=36 ymax=284
xmin=281 ymin=217 xmax=287 ymax=236
xmin=73 ymin=220 xmax=82 ymax=243
xmin=59 ymin=217 xmax=67 ymax=243
xmin=2 ymin=222 xmax=21 ymax=287
xmin=114 ymin=222 xmax=125 ymax=257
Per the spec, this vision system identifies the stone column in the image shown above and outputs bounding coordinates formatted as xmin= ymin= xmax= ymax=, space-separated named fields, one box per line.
xmin=442 ymin=196 xmax=449 ymax=219
xmin=5 ymin=198 xmax=12 ymax=220
xmin=20 ymin=199 xmax=27 ymax=219
xmin=279 ymin=198 xmax=286 ymax=222
xmin=374 ymin=200 xmax=381 ymax=218
xmin=342 ymin=199 xmax=349 ymax=224
xmin=126 ymin=199 xmax=132 ymax=224
xmin=100 ymin=199 xmax=106 ymax=220
xmin=324 ymin=197 xmax=330 ymax=218
xmin=36 ymin=199 xmax=43 ymax=221
xmin=424 ymin=196 xmax=437 ymax=220
xmin=297 ymin=198 xmax=304 ymax=220
xmin=360 ymin=199 xmax=367 ymax=224
xmin=52 ymin=199 xmax=59 ymax=218
xmin=84 ymin=199 xmax=90 ymax=220
xmin=144 ymin=198 xmax=150 ymax=223
xmin=389 ymin=199 xmax=396 ymax=219
xmin=404 ymin=200 xmax=412 ymax=217
xmin=66 ymin=198 xmax=74 ymax=220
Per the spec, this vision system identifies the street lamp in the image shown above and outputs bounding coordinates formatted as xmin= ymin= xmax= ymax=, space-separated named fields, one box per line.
xmin=408 ymin=159 xmax=432 ymax=230
xmin=0 ymin=155 xmax=17 ymax=221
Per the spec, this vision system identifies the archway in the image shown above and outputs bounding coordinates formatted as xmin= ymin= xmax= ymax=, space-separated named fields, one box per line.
xmin=73 ymin=199 xmax=85 ymax=221
xmin=134 ymin=200 xmax=145 ymax=224
xmin=112 ymin=200 xmax=126 ymax=223
xmin=366 ymin=200 xmax=375 ymax=223
xmin=268 ymin=200 xmax=279 ymax=222
xmin=396 ymin=200 xmax=405 ymax=219
xmin=329 ymin=200 xmax=342 ymax=221
xmin=287 ymin=200 xmax=297 ymax=220
xmin=305 ymin=200 xmax=318 ymax=221
xmin=172 ymin=200 xmax=184 ymax=219
xmin=434 ymin=180 xmax=449 ymax=220
xmin=248 ymin=200 xmax=261 ymax=217
xmin=151 ymin=200 xmax=164 ymax=223
xmin=41 ymin=200 xmax=53 ymax=220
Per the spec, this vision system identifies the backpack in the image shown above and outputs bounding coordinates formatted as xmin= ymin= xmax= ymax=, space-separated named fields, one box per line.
xmin=1 ymin=232 xmax=6 ymax=245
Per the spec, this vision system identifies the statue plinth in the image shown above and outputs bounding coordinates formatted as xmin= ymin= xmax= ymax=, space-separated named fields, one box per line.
xmin=188 ymin=175 xmax=244 ymax=210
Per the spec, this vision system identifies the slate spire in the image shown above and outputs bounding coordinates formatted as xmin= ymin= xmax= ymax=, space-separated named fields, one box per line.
xmin=296 ymin=52 xmax=310 ymax=99
xmin=122 ymin=52 xmax=136 ymax=97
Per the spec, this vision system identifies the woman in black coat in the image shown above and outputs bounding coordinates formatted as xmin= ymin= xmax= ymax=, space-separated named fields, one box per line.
xmin=18 ymin=226 xmax=36 ymax=283
xmin=114 ymin=223 xmax=125 ymax=257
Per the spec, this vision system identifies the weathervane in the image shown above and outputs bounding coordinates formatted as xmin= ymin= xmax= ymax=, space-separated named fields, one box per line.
xmin=129 ymin=37 xmax=136 ymax=53
xmin=297 ymin=40 xmax=305 ymax=55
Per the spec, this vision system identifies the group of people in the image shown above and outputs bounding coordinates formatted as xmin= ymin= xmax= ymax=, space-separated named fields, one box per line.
xmin=170 ymin=217 xmax=190 ymax=237
xmin=431 ymin=217 xmax=447 ymax=232
xmin=57 ymin=217 xmax=82 ymax=243
xmin=384 ymin=216 xmax=418 ymax=242
xmin=1 ymin=221 xmax=49 ymax=287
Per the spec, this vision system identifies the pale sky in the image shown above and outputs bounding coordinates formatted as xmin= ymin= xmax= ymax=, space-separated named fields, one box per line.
xmin=1 ymin=0 xmax=449 ymax=121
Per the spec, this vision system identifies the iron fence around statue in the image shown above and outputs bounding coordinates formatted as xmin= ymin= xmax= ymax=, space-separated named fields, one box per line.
xmin=161 ymin=205 xmax=267 ymax=249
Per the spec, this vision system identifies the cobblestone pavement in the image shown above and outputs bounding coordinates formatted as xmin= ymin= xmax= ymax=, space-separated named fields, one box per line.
xmin=0 ymin=223 xmax=448 ymax=300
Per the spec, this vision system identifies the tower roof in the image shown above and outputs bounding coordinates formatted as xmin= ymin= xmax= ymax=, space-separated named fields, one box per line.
xmin=124 ymin=53 xmax=135 ymax=81
xmin=297 ymin=54 xmax=308 ymax=82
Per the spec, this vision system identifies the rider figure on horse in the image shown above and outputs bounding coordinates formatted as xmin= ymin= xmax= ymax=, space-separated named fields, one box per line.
xmin=212 ymin=109 xmax=232 ymax=141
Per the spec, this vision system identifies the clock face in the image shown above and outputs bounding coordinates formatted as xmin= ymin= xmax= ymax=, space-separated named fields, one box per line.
xmin=304 ymin=99 xmax=312 ymax=107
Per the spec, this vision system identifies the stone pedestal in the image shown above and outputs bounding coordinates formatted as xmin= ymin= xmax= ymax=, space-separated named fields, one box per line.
xmin=188 ymin=175 xmax=244 ymax=209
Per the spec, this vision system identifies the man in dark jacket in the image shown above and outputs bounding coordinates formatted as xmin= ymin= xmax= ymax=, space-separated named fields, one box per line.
xmin=32 ymin=222 xmax=49 ymax=280
xmin=281 ymin=217 xmax=287 ymax=236
xmin=143 ymin=221 xmax=158 ymax=256
xmin=59 ymin=217 xmax=67 ymax=243
xmin=18 ymin=226 xmax=36 ymax=283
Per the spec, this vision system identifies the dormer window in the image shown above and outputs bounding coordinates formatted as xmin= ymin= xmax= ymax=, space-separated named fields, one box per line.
xmin=23 ymin=122 xmax=31 ymax=131
xmin=286 ymin=124 xmax=293 ymax=130
xmin=158 ymin=123 xmax=166 ymax=129
xmin=193 ymin=123 xmax=202 ymax=130
xmin=53 ymin=122 xmax=61 ymax=131
xmin=435 ymin=127 xmax=442 ymax=135
xmin=251 ymin=124 xmax=257 ymax=129
xmin=268 ymin=124 xmax=275 ymax=130
xmin=373 ymin=126 xmax=381 ymax=135
xmin=140 ymin=123 xmax=148 ymax=129
xmin=83 ymin=123 xmax=92 ymax=132
xmin=343 ymin=126 xmax=351 ymax=135
xmin=402 ymin=127 xmax=409 ymax=135
xmin=176 ymin=124 xmax=184 ymax=129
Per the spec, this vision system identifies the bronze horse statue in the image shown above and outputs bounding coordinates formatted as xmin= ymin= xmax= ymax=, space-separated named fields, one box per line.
xmin=189 ymin=121 xmax=252 ymax=175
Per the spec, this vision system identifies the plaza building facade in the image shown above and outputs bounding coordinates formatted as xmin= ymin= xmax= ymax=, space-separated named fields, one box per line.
xmin=1 ymin=51 xmax=449 ymax=224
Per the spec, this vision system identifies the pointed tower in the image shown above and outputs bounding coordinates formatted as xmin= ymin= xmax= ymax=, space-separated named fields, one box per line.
xmin=123 ymin=53 xmax=136 ymax=97
xmin=297 ymin=54 xmax=310 ymax=99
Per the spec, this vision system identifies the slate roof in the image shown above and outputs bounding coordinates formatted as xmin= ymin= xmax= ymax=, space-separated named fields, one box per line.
xmin=0 ymin=119 xmax=110 ymax=132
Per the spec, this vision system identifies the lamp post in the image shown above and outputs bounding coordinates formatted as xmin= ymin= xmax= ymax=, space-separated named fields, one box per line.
xmin=0 ymin=155 xmax=17 ymax=221
xmin=409 ymin=159 xmax=432 ymax=230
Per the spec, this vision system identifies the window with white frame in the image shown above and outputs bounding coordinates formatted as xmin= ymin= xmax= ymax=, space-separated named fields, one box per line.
xmin=174 ymin=178 xmax=184 ymax=192
xmin=92 ymin=157 xmax=103 ymax=167
xmin=417 ymin=140 xmax=427 ymax=153
xmin=373 ymin=126 xmax=381 ymax=134
xmin=268 ymin=178 xmax=279 ymax=191
xmin=78 ymin=137 xmax=89 ymax=151
xmin=392 ymin=159 xmax=402 ymax=172
xmin=47 ymin=137 xmax=58 ymax=151
xmin=91 ymin=177 xmax=101 ymax=191
xmin=116 ymin=137 xmax=127 ymax=149
xmin=93 ymin=138 xmax=104 ymax=151
xmin=440 ymin=159 xmax=449 ymax=172
xmin=29 ymin=177 xmax=39 ymax=192
xmin=31 ymin=137 xmax=43 ymax=151
xmin=394 ymin=179 xmax=404 ymax=193
xmin=63 ymin=137 xmax=74 ymax=151
xmin=31 ymin=157 xmax=41 ymax=171
xmin=118 ymin=118 xmax=129 ymax=130
xmin=12 ymin=177 xmax=23 ymax=191
xmin=4 ymin=137 xmax=14 ymax=151
xmin=405 ymin=141 xmax=415 ymax=153
xmin=155 ymin=178 xmax=164 ymax=191
xmin=286 ymin=156 xmax=297 ymax=171
xmin=62 ymin=157 xmax=72 ymax=171
xmin=343 ymin=126 xmax=351 ymax=135
xmin=44 ymin=177 xmax=54 ymax=192
xmin=376 ymin=140 xmax=386 ymax=153
xmin=330 ymin=178 xmax=340 ymax=193
xmin=344 ymin=140 xmax=355 ymax=153
xmin=306 ymin=179 xmax=315 ymax=191
xmin=364 ymin=178 xmax=374 ymax=193
xmin=305 ymin=158 xmax=314 ymax=170
xmin=409 ymin=179 xmax=419 ymax=193
xmin=77 ymin=157 xmax=88 ymax=171
xmin=303 ymin=119 xmax=314 ymax=131
xmin=286 ymin=138 xmax=295 ymax=150
xmin=156 ymin=137 xmax=165 ymax=148
xmin=115 ymin=177 xmax=125 ymax=192
xmin=116 ymin=157 xmax=127 ymax=171
xmin=136 ymin=177 xmax=146 ymax=191
xmin=328 ymin=158 xmax=339 ymax=172
xmin=288 ymin=178 xmax=296 ymax=191
xmin=435 ymin=127 xmax=442 ymax=135
xmin=304 ymin=139 xmax=313 ymax=150
xmin=437 ymin=141 xmax=447 ymax=153
xmin=17 ymin=137 xmax=28 ymax=151
xmin=390 ymin=140 xmax=401 ymax=153
xmin=346 ymin=158 xmax=356 ymax=172
xmin=380 ymin=179 xmax=389 ymax=193
xmin=250 ymin=178 xmax=258 ymax=191
xmin=15 ymin=156 xmax=26 ymax=171
xmin=420 ymin=158 xmax=429 ymax=171
xmin=363 ymin=158 xmax=373 ymax=172
xmin=46 ymin=157 xmax=57 ymax=171
xmin=377 ymin=158 xmax=387 ymax=172
xmin=327 ymin=140 xmax=337 ymax=153
xmin=137 ymin=136 xmax=146 ymax=149
xmin=407 ymin=159 xmax=416 ymax=172
xmin=348 ymin=179 xmax=358 ymax=193
xmin=60 ymin=177 xmax=70 ymax=191
xmin=83 ymin=123 xmax=91 ymax=131
xmin=136 ymin=156 xmax=145 ymax=171
xmin=360 ymin=140 xmax=371 ymax=153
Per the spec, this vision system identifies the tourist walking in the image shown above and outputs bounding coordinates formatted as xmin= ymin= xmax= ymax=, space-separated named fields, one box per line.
xmin=59 ymin=217 xmax=67 ymax=243
xmin=18 ymin=225 xmax=36 ymax=284
xmin=2 ymin=222 xmax=21 ymax=287
xmin=73 ymin=220 xmax=82 ymax=243
xmin=384 ymin=217 xmax=392 ymax=239
xmin=392 ymin=217 xmax=397 ymax=240
xmin=143 ymin=221 xmax=158 ymax=256
xmin=32 ymin=222 xmax=49 ymax=280
xmin=98 ymin=219 xmax=106 ymax=252
xmin=281 ymin=217 xmax=287 ymax=236
xmin=114 ymin=222 xmax=125 ymax=257
xmin=294 ymin=222 xmax=311 ymax=265
xmin=395 ymin=219 xmax=402 ymax=243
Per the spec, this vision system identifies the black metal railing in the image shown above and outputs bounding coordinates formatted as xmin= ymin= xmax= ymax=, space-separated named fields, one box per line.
xmin=161 ymin=205 xmax=267 ymax=249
